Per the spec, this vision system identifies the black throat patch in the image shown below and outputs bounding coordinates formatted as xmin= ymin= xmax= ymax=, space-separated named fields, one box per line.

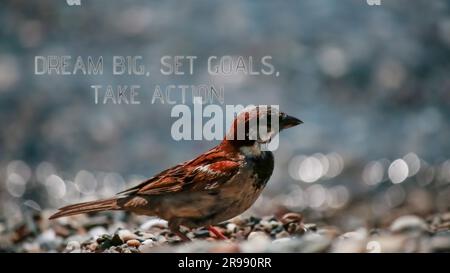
xmin=248 ymin=151 xmax=274 ymax=189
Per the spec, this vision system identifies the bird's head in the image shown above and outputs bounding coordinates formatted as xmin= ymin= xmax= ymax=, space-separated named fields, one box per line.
xmin=223 ymin=105 xmax=302 ymax=149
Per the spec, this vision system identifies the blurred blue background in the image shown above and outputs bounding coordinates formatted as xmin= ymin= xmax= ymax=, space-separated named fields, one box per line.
xmin=1 ymin=0 xmax=449 ymax=229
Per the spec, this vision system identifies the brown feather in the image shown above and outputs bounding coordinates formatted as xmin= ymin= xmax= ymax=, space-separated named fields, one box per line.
xmin=48 ymin=198 xmax=119 ymax=219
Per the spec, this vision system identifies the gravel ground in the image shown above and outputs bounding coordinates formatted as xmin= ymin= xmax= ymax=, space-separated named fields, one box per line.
xmin=1 ymin=210 xmax=449 ymax=253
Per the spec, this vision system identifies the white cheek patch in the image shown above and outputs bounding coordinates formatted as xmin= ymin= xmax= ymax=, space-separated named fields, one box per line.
xmin=239 ymin=143 xmax=262 ymax=157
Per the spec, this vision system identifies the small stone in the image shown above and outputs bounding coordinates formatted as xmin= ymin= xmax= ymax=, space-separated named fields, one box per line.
xmin=229 ymin=216 xmax=245 ymax=226
xmin=97 ymin=233 xmax=123 ymax=249
xmin=157 ymin=235 xmax=167 ymax=243
xmin=65 ymin=240 xmax=81 ymax=252
xmin=317 ymin=227 xmax=340 ymax=238
xmin=126 ymin=239 xmax=141 ymax=247
xmin=332 ymin=228 xmax=368 ymax=253
xmin=270 ymin=225 xmax=285 ymax=236
xmin=390 ymin=215 xmax=428 ymax=233
xmin=281 ymin=212 xmax=303 ymax=225
xmin=241 ymin=232 xmax=271 ymax=252
xmin=53 ymin=225 xmax=71 ymax=238
xmin=226 ymin=223 xmax=238 ymax=234
xmin=340 ymin=228 xmax=367 ymax=240
xmin=88 ymin=226 xmax=108 ymax=239
xmin=140 ymin=232 xmax=156 ymax=240
xmin=110 ymin=233 xmax=123 ymax=245
xmin=297 ymin=233 xmax=332 ymax=253
xmin=304 ymin=223 xmax=317 ymax=232
xmin=259 ymin=219 xmax=272 ymax=231
xmin=210 ymin=243 xmax=240 ymax=253
xmin=22 ymin=242 xmax=41 ymax=253
xmin=272 ymin=237 xmax=291 ymax=244
xmin=65 ymin=234 xmax=89 ymax=246
xmin=118 ymin=229 xmax=138 ymax=242
xmin=440 ymin=212 xmax=450 ymax=222
xmin=332 ymin=239 xmax=366 ymax=253
xmin=430 ymin=233 xmax=450 ymax=252
xmin=247 ymin=216 xmax=261 ymax=226
xmin=138 ymin=239 xmax=156 ymax=253
xmin=11 ymin=224 xmax=32 ymax=243
xmin=194 ymin=229 xmax=211 ymax=238
xmin=275 ymin=231 xmax=291 ymax=239
xmin=122 ymin=248 xmax=132 ymax=253
xmin=36 ymin=229 xmax=56 ymax=244
xmin=87 ymin=242 xmax=98 ymax=252
xmin=247 ymin=231 xmax=270 ymax=241
xmin=366 ymin=235 xmax=408 ymax=253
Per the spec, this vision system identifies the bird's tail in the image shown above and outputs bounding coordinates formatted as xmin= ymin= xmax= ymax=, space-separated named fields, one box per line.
xmin=49 ymin=198 xmax=120 ymax=219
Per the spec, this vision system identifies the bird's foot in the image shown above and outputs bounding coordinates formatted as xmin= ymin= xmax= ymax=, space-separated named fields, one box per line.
xmin=208 ymin=225 xmax=228 ymax=240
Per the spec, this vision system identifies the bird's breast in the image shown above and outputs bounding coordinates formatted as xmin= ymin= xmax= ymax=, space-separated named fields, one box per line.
xmin=243 ymin=150 xmax=274 ymax=189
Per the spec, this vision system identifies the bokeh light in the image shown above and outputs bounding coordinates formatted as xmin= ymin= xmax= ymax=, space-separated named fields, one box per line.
xmin=388 ymin=159 xmax=409 ymax=184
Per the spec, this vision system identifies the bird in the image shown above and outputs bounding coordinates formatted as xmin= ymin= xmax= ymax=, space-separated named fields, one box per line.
xmin=49 ymin=106 xmax=302 ymax=241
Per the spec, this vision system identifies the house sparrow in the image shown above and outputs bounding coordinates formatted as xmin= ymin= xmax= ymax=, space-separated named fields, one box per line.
xmin=49 ymin=106 xmax=302 ymax=241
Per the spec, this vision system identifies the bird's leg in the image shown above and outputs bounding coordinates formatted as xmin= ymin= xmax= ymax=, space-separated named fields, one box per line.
xmin=169 ymin=220 xmax=191 ymax=242
xmin=208 ymin=225 xmax=228 ymax=240
xmin=174 ymin=229 xmax=191 ymax=242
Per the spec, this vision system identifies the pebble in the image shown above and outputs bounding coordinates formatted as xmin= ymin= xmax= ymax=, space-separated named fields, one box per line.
xmin=429 ymin=233 xmax=450 ymax=252
xmin=247 ymin=231 xmax=270 ymax=241
xmin=118 ymin=229 xmax=138 ymax=242
xmin=275 ymin=230 xmax=291 ymax=239
xmin=3 ymin=208 xmax=449 ymax=253
xmin=258 ymin=219 xmax=270 ymax=231
xmin=156 ymin=235 xmax=167 ymax=243
xmin=340 ymin=228 xmax=368 ymax=240
xmin=53 ymin=225 xmax=71 ymax=238
xmin=367 ymin=235 xmax=408 ymax=253
xmin=331 ymin=228 xmax=368 ymax=253
xmin=241 ymin=232 xmax=271 ymax=252
xmin=247 ymin=216 xmax=261 ymax=226
xmin=88 ymin=226 xmax=108 ymax=239
xmin=194 ymin=229 xmax=211 ymax=238
xmin=65 ymin=240 xmax=81 ymax=252
xmin=390 ymin=215 xmax=428 ymax=233
xmin=297 ymin=233 xmax=331 ymax=253
xmin=272 ymin=237 xmax=291 ymax=244
xmin=332 ymin=238 xmax=366 ymax=253
xmin=97 ymin=233 xmax=123 ymax=249
xmin=86 ymin=242 xmax=98 ymax=252
xmin=229 ymin=216 xmax=245 ymax=226
xmin=138 ymin=239 xmax=156 ymax=253
xmin=126 ymin=239 xmax=141 ymax=247
xmin=304 ymin=223 xmax=317 ymax=232
xmin=22 ymin=242 xmax=41 ymax=253
xmin=272 ymin=234 xmax=331 ymax=253
xmin=226 ymin=223 xmax=238 ymax=234
xmin=36 ymin=229 xmax=56 ymax=245
xmin=281 ymin=212 xmax=303 ymax=225
xmin=210 ymin=243 xmax=240 ymax=253
xmin=139 ymin=232 xmax=156 ymax=240
xmin=317 ymin=226 xmax=340 ymax=238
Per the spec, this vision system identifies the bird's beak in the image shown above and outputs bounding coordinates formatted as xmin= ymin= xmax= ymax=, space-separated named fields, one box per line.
xmin=281 ymin=114 xmax=303 ymax=129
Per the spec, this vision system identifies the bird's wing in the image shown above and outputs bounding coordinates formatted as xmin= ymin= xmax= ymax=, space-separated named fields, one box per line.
xmin=118 ymin=148 xmax=241 ymax=196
